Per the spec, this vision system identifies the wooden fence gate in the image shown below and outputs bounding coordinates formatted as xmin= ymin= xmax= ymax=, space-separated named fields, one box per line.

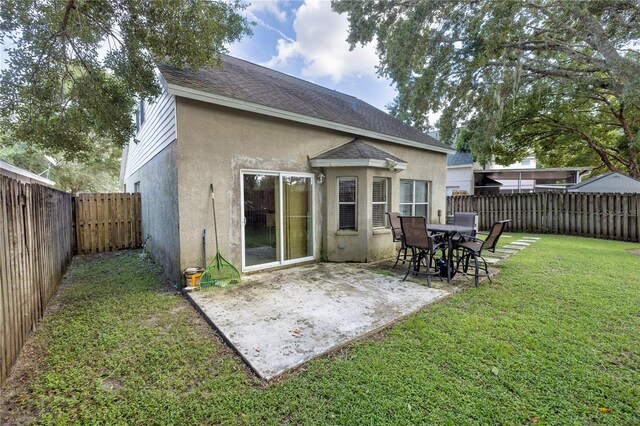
xmin=73 ymin=193 xmax=142 ymax=254
xmin=447 ymin=192 xmax=640 ymax=242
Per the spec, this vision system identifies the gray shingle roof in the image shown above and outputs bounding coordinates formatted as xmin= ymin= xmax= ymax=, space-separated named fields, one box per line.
xmin=447 ymin=151 xmax=474 ymax=167
xmin=312 ymin=139 xmax=405 ymax=163
xmin=158 ymin=56 xmax=450 ymax=152
xmin=569 ymin=171 xmax=640 ymax=191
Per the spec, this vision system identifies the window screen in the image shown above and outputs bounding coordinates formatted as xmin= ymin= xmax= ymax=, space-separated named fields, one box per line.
xmin=338 ymin=178 xmax=357 ymax=230
xmin=372 ymin=177 xmax=389 ymax=228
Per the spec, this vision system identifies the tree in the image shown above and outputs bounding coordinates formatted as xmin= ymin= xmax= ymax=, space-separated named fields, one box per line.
xmin=0 ymin=138 xmax=122 ymax=193
xmin=0 ymin=0 xmax=250 ymax=159
xmin=332 ymin=0 xmax=640 ymax=178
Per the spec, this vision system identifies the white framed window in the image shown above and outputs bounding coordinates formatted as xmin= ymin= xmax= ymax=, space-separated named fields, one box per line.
xmin=338 ymin=177 xmax=357 ymax=230
xmin=134 ymin=181 xmax=141 ymax=193
xmin=400 ymin=179 xmax=429 ymax=219
xmin=372 ymin=177 xmax=389 ymax=228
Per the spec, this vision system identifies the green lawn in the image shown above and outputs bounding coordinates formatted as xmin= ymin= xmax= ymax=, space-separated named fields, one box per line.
xmin=1 ymin=235 xmax=639 ymax=425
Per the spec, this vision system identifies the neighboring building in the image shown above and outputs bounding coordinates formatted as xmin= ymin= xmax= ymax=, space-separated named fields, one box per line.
xmin=446 ymin=151 xmax=590 ymax=195
xmin=121 ymin=55 xmax=454 ymax=280
xmin=446 ymin=151 xmax=475 ymax=196
xmin=0 ymin=160 xmax=54 ymax=186
xmin=568 ymin=172 xmax=640 ymax=193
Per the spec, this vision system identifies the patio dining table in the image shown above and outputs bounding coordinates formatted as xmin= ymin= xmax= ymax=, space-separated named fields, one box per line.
xmin=428 ymin=224 xmax=474 ymax=283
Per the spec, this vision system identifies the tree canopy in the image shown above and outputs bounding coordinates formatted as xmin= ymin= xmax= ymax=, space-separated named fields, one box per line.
xmin=332 ymin=0 xmax=640 ymax=178
xmin=0 ymin=138 xmax=122 ymax=193
xmin=0 ymin=0 xmax=250 ymax=159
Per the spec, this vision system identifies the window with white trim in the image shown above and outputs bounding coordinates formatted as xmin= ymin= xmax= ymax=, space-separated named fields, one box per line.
xmin=372 ymin=177 xmax=389 ymax=228
xmin=338 ymin=177 xmax=357 ymax=230
xmin=400 ymin=179 xmax=429 ymax=219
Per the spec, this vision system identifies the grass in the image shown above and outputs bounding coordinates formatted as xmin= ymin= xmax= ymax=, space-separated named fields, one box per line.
xmin=1 ymin=235 xmax=640 ymax=424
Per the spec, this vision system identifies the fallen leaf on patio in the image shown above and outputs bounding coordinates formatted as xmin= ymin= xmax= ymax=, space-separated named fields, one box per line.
xmin=291 ymin=329 xmax=301 ymax=335
xmin=491 ymin=367 xmax=499 ymax=376
xmin=598 ymin=407 xmax=612 ymax=414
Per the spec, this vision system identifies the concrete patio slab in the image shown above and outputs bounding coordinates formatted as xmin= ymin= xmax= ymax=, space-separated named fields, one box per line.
xmin=185 ymin=263 xmax=451 ymax=380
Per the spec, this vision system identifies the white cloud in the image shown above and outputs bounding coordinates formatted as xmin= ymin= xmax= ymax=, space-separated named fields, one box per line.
xmin=246 ymin=1 xmax=287 ymax=23
xmin=263 ymin=0 xmax=380 ymax=82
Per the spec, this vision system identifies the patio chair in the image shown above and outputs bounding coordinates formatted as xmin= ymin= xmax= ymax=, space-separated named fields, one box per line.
xmin=452 ymin=212 xmax=478 ymax=241
xmin=399 ymin=216 xmax=447 ymax=287
xmin=453 ymin=220 xmax=511 ymax=287
xmin=386 ymin=212 xmax=408 ymax=268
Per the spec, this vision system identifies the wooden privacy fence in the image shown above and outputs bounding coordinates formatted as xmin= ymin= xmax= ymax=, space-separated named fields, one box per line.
xmin=1 ymin=175 xmax=74 ymax=383
xmin=73 ymin=193 xmax=142 ymax=254
xmin=447 ymin=192 xmax=640 ymax=242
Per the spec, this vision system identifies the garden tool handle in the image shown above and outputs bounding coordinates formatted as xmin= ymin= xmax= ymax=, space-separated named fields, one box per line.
xmin=210 ymin=184 xmax=219 ymax=252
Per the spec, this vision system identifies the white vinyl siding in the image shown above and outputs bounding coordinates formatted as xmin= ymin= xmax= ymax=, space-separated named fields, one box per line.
xmin=372 ymin=177 xmax=389 ymax=228
xmin=124 ymin=84 xmax=176 ymax=180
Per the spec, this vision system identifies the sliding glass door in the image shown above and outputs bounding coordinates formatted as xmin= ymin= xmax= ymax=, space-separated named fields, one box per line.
xmin=242 ymin=171 xmax=314 ymax=270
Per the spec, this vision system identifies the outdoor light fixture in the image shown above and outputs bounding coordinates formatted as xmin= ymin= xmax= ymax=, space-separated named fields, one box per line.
xmin=316 ymin=172 xmax=325 ymax=184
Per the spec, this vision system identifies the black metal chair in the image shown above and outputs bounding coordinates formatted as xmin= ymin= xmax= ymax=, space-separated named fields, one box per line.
xmin=386 ymin=212 xmax=408 ymax=268
xmin=454 ymin=220 xmax=511 ymax=287
xmin=452 ymin=212 xmax=478 ymax=240
xmin=399 ymin=216 xmax=447 ymax=287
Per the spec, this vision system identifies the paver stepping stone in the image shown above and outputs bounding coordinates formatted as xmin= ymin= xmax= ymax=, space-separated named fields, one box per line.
xmin=504 ymin=245 xmax=526 ymax=250
xmin=495 ymin=249 xmax=518 ymax=254
xmin=521 ymin=237 xmax=540 ymax=240
xmin=511 ymin=241 xmax=530 ymax=246
xmin=483 ymin=257 xmax=501 ymax=264
xmin=487 ymin=251 xmax=511 ymax=258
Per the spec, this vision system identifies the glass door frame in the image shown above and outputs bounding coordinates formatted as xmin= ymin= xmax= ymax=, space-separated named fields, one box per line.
xmin=240 ymin=169 xmax=316 ymax=272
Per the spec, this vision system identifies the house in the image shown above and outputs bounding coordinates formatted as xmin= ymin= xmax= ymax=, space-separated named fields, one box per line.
xmin=446 ymin=151 xmax=475 ymax=196
xmin=121 ymin=55 xmax=454 ymax=280
xmin=446 ymin=151 xmax=591 ymax=195
xmin=567 ymin=172 xmax=640 ymax=193
xmin=0 ymin=160 xmax=55 ymax=186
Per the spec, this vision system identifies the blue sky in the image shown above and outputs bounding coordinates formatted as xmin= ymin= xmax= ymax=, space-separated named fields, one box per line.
xmin=230 ymin=0 xmax=397 ymax=112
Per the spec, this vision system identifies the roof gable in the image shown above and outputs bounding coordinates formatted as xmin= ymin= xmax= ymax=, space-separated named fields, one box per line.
xmin=158 ymin=56 xmax=453 ymax=154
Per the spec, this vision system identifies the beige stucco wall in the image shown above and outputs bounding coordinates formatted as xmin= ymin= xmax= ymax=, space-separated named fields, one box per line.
xmin=175 ymin=97 xmax=448 ymax=275
xmin=123 ymin=141 xmax=181 ymax=279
